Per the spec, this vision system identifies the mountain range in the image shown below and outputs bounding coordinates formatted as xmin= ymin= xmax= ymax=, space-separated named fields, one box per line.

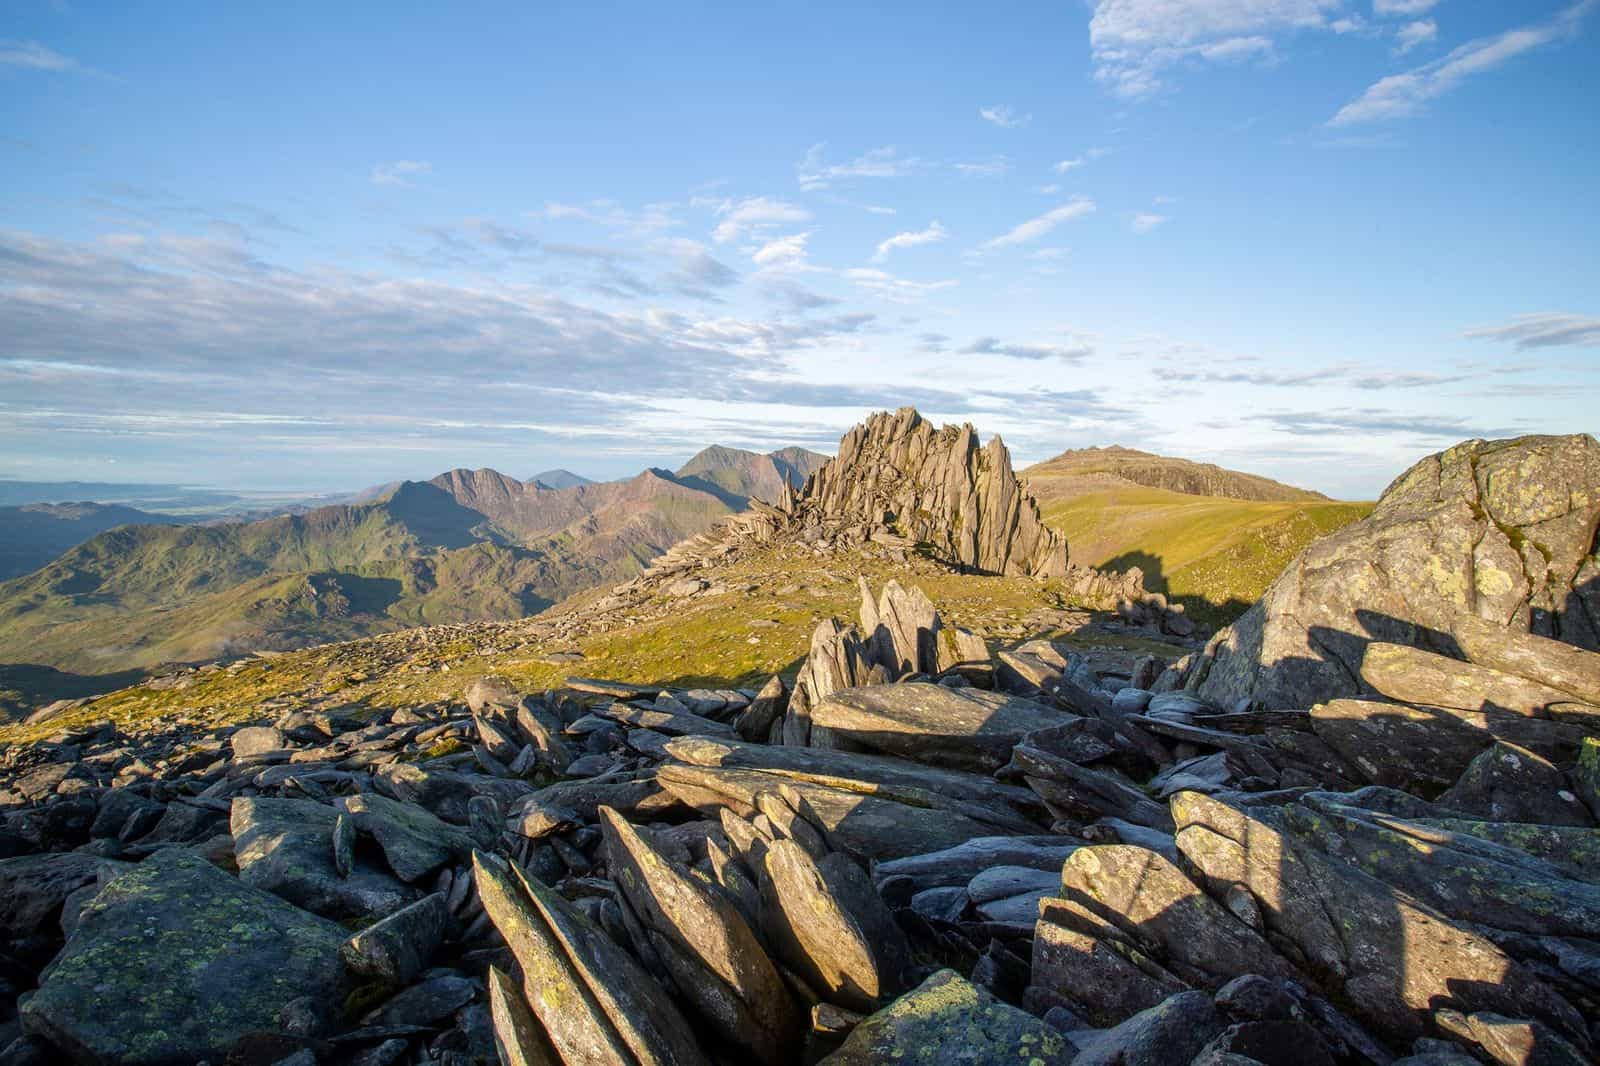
xmin=0 ymin=445 xmax=827 ymax=678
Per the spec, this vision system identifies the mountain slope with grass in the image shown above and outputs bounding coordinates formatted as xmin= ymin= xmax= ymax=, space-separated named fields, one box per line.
xmin=0 ymin=448 xmax=819 ymax=679
xmin=1023 ymin=450 xmax=1371 ymax=625
xmin=0 ymin=502 xmax=186 ymax=581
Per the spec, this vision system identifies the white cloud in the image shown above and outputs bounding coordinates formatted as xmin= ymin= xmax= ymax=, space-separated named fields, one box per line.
xmin=962 ymin=336 xmax=1094 ymax=363
xmin=871 ymin=221 xmax=948 ymax=263
xmin=1393 ymin=18 xmax=1437 ymax=53
xmin=751 ymin=232 xmax=810 ymax=269
xmin=1054 ymin=147 xmax=1111 ymax=174
xmin=0 ymin=40 xmax=81 ymax=71
xmin=980 ymin=198 xmax=1097 ymax=250
xmin=797 ymin=145 xmax=923 ymax=190
xmin=536 ymin=200 xmax=679 ymax=235
xmin=954 ymin=158 xmax=1010 ymax=178
xmin=707 ymin=196 xmax=812 ymax=244
xmin=1373 ymin=0 xmax=1436 ymax=15
xmin=1088 ymin=0 xmax=1346 ymax=97
xmin=370 ymin=160 xmax=432 ymax=187
xmin=1463 ymin=312 xmax=1600 ymax=349
xmin=843 ymin=268 xmax=958 ymax=303
xmin=979 ymin=105 xmax=1032 ymax=128
xmin=1036 ymin=183 xmax=1063 ymax=194
xmin=1131 ymin=213 xmax=1167 ymax=233
xmin=1331 ymin=2 xmax=1593 ymax=125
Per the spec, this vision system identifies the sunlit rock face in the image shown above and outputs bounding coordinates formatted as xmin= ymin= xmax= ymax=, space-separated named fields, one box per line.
xmin=1170 ymin=433 xmax=1600 ymax=710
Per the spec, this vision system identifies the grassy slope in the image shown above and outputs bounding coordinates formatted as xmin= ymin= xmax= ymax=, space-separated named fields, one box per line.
xmin=1032 ymin=482 xmax=1372 ymax=624
xmin=0 ymin=465 xmax=749 ymax=681
xmin=0 ymin=543 xmax=1185 ymax=740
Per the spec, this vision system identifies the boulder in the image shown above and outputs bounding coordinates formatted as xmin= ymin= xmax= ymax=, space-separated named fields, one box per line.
xmin=1172 ymin=434 xmax=1600 ymax=711
xmin=809 ymin=683 xmax=1063 ymax=772
xmin=1059 ymin=845 xmax=1299 ymax=987
xmin=337 ymin=793 xmax=477 ymax=882
xmin=1072 ymin=991 xmax=1224 ymax=1066
xmin=1435 ymin=740 xmax=1595 ymax=826
xmin=339 ymin=892 xmax=453 ymax=984
xmin=1359 ymin=642 xmax=1600 ymax=725
xmin=1309 ymin=699 xmax=1591 ymax=790
xmin=21 ymin=847 xmax=347 ymax=1065
xmin=230 ymin=725 xmax=288 ymax=758
xmin=818 ymin=969 xmax=1071 ymax=1065
xmin=231 ymin=796 xmax=418 ymax=919
xmin=761 ymin=839 xmax=911 ymax=1012
xmin=1170 ymin=790 xmax=1588 ymax=1045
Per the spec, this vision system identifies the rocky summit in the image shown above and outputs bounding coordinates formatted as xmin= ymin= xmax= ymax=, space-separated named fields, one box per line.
xmin=1 ymin=413 xmax=1598 ymax=1066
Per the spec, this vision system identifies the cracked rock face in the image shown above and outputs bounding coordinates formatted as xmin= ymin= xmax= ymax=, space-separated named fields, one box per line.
xmin=797 ymin=407 xmax=1070 ymax=579
xmin=1174 ymin=434 xmax=1600 ymax=710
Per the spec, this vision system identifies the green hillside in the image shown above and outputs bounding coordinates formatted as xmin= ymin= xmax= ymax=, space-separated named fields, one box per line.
xmin=1031 ymin=481 xmax=1372 ymax=625
xmin=0 ymin=471 xmax=738 ymax=680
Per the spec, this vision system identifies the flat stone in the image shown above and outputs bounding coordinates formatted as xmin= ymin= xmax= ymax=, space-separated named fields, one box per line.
xmin=361 ymin=973 xmax=476 ymax=1028
xmin=665 ymin=734 xmax=1044 ymax=833
xmin=20 ymin=847 xmax=347 ymax=1065
xmin=809 ymin=683 xmax=1063 ymax=772
xmin=231 ymin=725 xmax=288 ymax=758
xmin=657 ymin=763 xmax=1003 ymax=863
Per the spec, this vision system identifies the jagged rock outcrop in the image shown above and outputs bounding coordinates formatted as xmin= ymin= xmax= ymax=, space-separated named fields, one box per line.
xmin=798 ymin=407 xmax=1068 ymax=578
xmin=1166 ymin=434 xmax=1600 ymax=710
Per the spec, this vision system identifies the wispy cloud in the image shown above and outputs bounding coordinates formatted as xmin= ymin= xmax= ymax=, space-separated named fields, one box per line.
xmin=0 ymin=40 xmax=85 ymax=72
xmin=1131 ymin=212 xmax=1166 ymax=234
xmin=953 ymin=158 xmax=1011 ymax=178
xmin=1373 ymin=0 xmax=1436 ymax=15
xmin=872 ymin=220 xmax=948 ymax=262
xmin=751 ymin=232 xmax=810 ymax=269
xmin=1251 ymin=408 xmax=1520 ymax=439
xmin=796 ymin=145 xmax=923 ymax=190
xmin=1054 ymin=147 xmax=1111 ymax=174
xmin=1330 ymin=2 xmax=1594 ymax=125
xmin=843 ymin=268 xmax=958 ymax=303
xmin=705 ymin=196 xmax=812 ymax=244
xmin=1393 ymin=18 xmax=1437 ymax=54
xmin=980 ymin=198 xmax=1096 ymax=250
xmin=370 ymin=160 xmax=432 ymax=187
xmin=962 ymin=336 xmax=1094 ymax=363
xmin=1088 ymin=0 xmax=1350 ymax=98
xmin=1463 ymin=312 xmax=1600 ymax=349
xmin=537 ymin=200 xmax=680 ymax=236
xmin=979 ymin=105 xmax=1032 ymax=128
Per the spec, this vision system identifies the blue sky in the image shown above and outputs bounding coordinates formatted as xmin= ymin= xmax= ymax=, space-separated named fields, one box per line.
xmin=2 ymin=1 xmax=1596 ymax=499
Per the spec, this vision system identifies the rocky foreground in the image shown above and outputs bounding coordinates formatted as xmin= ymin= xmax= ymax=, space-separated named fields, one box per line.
xmin=2 ymin=425 xmax=1599 ymax=1066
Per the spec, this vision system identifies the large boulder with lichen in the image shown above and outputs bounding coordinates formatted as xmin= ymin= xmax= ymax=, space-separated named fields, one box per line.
xmin=818 ymin=968 xmax=1071 ymax=1065
xmin=20 ymin=846 xmax=348 ymax=1064
xmin=1170 ymin=434 xmax=1600 ymax=710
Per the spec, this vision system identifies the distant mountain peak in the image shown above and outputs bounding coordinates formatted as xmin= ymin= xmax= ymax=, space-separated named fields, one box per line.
xmin=1025 ymin=446 xmax=1328 ymax=502
xmin=529 ymin=469 xmax=593 ymax=490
